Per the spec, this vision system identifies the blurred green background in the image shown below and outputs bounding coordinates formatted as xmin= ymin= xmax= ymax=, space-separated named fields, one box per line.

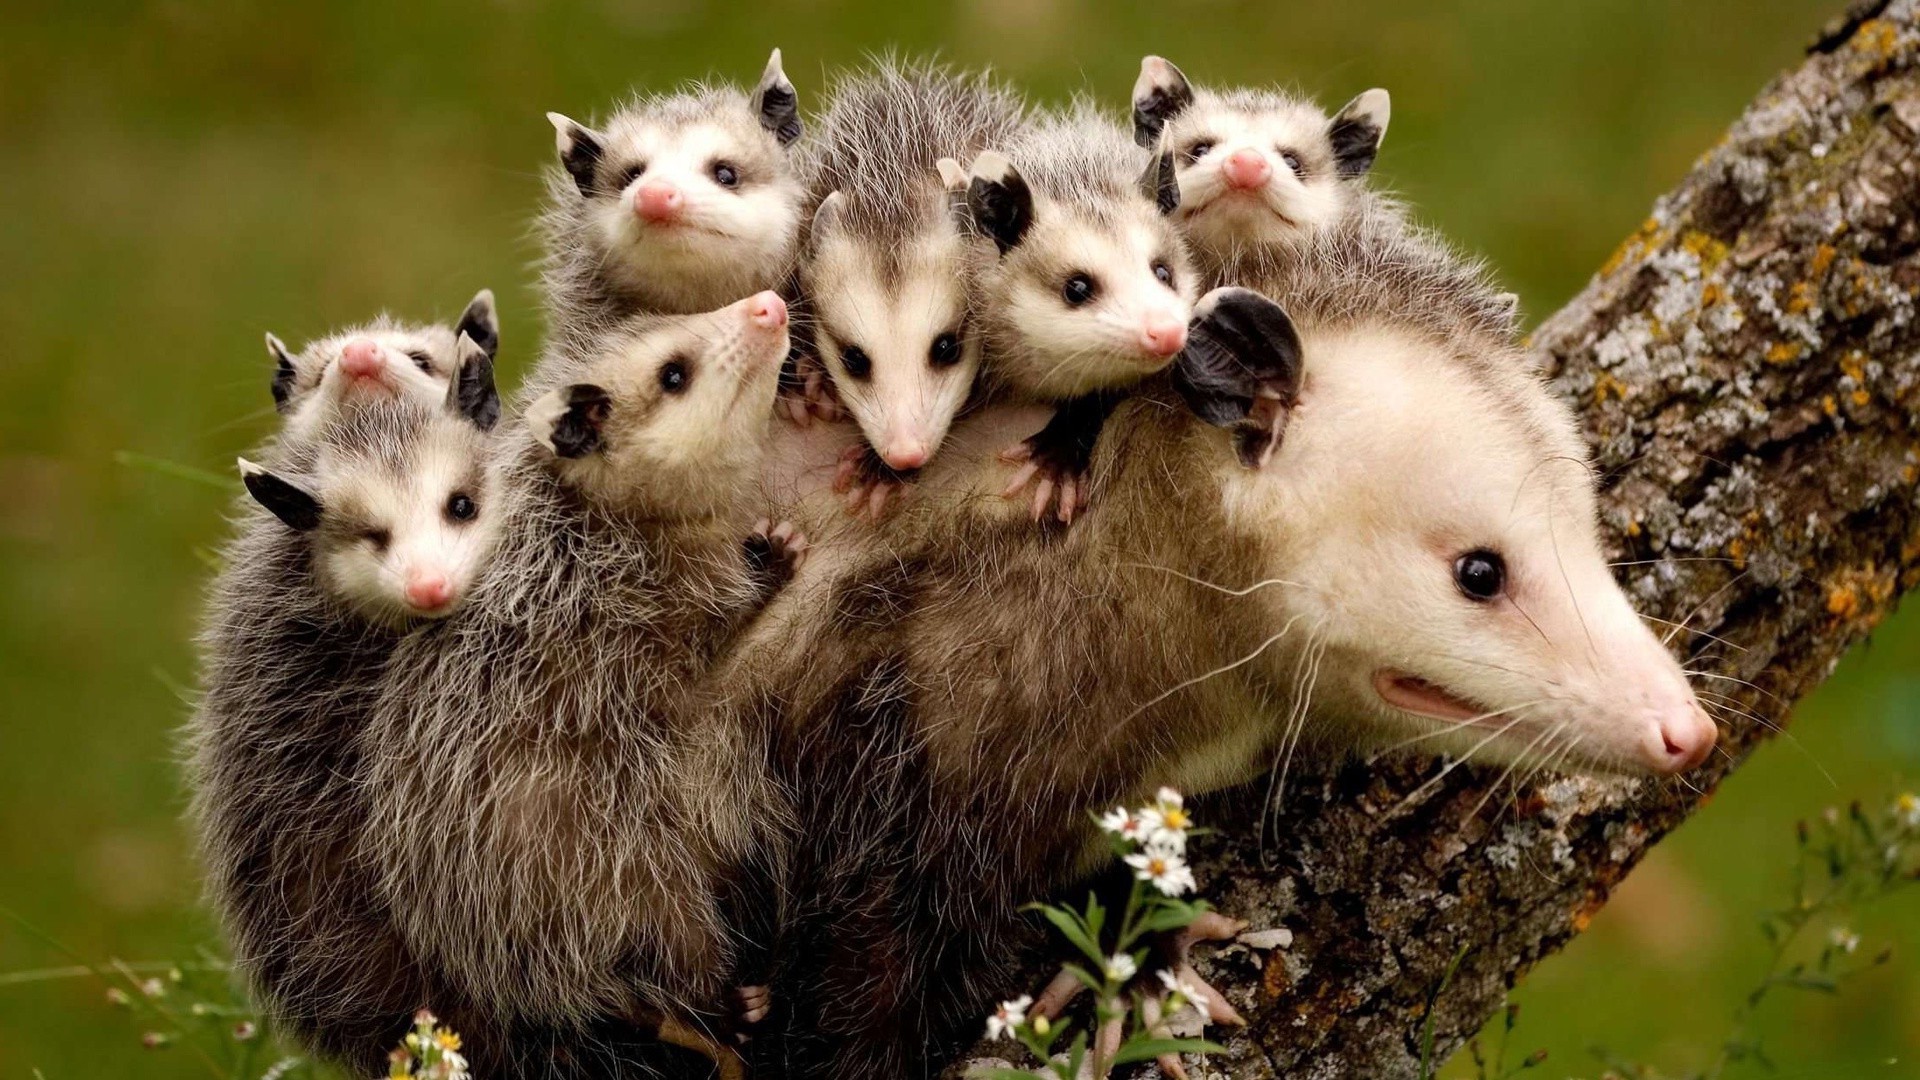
xmin=1 ymin=1 xmax=1915 ymax=1077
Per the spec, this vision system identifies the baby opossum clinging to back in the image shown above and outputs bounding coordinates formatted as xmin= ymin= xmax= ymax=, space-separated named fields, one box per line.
xmin=357 ymin=292 xmax=804 ymax=1079
xmin=543 ymin=50 xmax=807 ymax=335
xmin=1131 ymin=54 xmax=1390 ymax=272
xmin=189 ymin=339 xmax=503 ymax=1073
xmin=264 ymin=287 xmax=500 ymax=445
xmin=793 ymin=58 xmax=1026 ymax=515
xmin=732 ymin=208 xmax=1718 ymax=1078
xmin=964 ymin=104 xmax=1197 ymax=522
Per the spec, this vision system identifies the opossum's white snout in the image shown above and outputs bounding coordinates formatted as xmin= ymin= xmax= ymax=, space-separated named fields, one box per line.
xmin=339 ymin=338 xmax=386 ymax=382
xmin=1643 ymin=699 xmax=1717 ymax=774
xmin=403 ymin=568 xmax=455 ymax=615
xmin=879 ymin=437 xmax=929 ymax=471
xmin=633 ymin=181 xmax=685 ymax=225
xmin=1139 ymin=311 xmax=1189 ymax=359
xmin=744 ymin=291 xmax=788 ymax=331
xmin=1222 ymin=148 xmax=1270 ymax=191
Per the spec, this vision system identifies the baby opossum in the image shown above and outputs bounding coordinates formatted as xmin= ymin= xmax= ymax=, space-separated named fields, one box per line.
xmin=732 ymin=212 xmax=1716 ymax=1077
xmin=794 ymin=58 xmax=1026 ymax=513
xmin=187 ymin=345 xmax=503 ymax=1074
xmin=542 ymin=49 xmax=807 ymax=339
xmin=963 ymin=103 xmax=1197 ymax=522
xmin=356 ymin=291 xmax=803 ymax=1078
xmin=1131 ymin=55 xmax=1390 ymax=274
xmin=265 ymin=288 xmax=499 ymax=446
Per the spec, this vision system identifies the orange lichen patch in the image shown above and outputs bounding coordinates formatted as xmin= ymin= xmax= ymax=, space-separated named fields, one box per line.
xmin=1681 ymin=231 xmax=1730 ymax=270
xmin=1811 ymin=243 xmax=1839 ymax=277
xmin=1626 ymin=518 xmax=1643 ymax=538
xmin=1828 ymin=583 xmax=1861 ymax=619
xmin=1822 ymin=394 xmax=1839 ymax=416
xmin=1902 ymin=463 xmax=1919 ymax=486
xmin=1728 ymin=537 xmax=1749 ymax=571
xmin=1593 ymin=372 xmax=1631 ymax=404
xmin=1261 ymin=951 xmax=1292 ymax=1000
xmin=1570 ymin=889 xmax=1610 ymax=934
xmin=1700 ymin=281 xmax=1725 ymax=308
xmin=1852 ymin=18 xmax=1900 ymax=61
xmin=1841 ymin=351 xmax=1867 ymax=382
xmin=1768 ymin=342 xmax=1803 ymax=365
xmin=1601 ymin=218 xmax=1666 ymax=277
xmin=1852 ymin=389 xmax=1872 ymax=407
xmin=1786 ymin=281 xmax=1814 ymax=315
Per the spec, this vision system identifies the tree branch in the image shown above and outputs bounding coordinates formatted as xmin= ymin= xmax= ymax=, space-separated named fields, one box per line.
xmin=961 ymin=3 xmax=1920 ymax=1075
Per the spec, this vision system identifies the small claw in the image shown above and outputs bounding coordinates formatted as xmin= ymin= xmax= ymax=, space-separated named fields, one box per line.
xmin=771 ymin=520 xmax=794 ymax=544
xmin=844 ymin=483 xmax=871 ymax=513
xmin=999 ymin=439 xmax=1035 ymax=464
xmin=1030 ymin=968 xmax=1085 ymax=1021
xmin=1180 ymin=912 xmax=1249 ymax=947
xmin=1178 ymin=962 xmax=1246 ymax=1027
xmin=1157 ymin=1053 xmax=1190 ymax=1080
xmin=1001 ymin=461 xmax=1041 ymax=500
xmin=866 ymin=483 xmax=892 ymax=520
xmin=1057 ymin=474 xmax=1078 ymax=524
xmin=754 ymin=518 xmax=771 ymax=537
xmin=832 ymin=446 xmax=866 ymax=493
xmin=1029 ymin=476 xmax=1054 ymax=522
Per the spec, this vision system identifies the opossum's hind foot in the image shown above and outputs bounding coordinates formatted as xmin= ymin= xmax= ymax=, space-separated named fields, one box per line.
xmin=999 ymin=392 xmax=1122 ymax=525
xmin=832 ymin=444 xmax=914 ymax=521
xmin=998 ymin=440 xmax=1087 ymax=525
xmin=1157 ymin=910 xmax=1249 ymax=1029
xmin=778 ymin=351 xmax=842 ymax=427
xmin=645 ymin=1009 xmax=749 ymax=1080
xmin=745 ymin=519 xmax=810 ymax=595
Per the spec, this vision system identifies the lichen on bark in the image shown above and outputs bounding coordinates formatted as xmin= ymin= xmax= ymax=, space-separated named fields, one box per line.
xmin=958 ymin=3 xmax=1920 ymax=1076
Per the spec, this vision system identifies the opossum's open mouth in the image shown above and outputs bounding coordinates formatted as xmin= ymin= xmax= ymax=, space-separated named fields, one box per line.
xmin=1373 ymin=669 xmax=1495 ymax=725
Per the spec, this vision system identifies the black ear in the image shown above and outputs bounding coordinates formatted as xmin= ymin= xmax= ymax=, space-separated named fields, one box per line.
xmin=447 ymin=333 xmax=501 ymax=432
xmin=266 ymin=333 xmax=297 ymax=413
xmin=547 ymin=112 xmax=603 ymax=197
xmin=1132 ymin=55 xmax=1195 ymax=148
xmin=239 ymin=458 xmax=322 ymax=531
xmin=966 ymin=151 xmax=1033 ymax=255
xmin=533 ymin=383 xmax=613 ymax=460
xmin=1327 ymin=89 xmax=1390 ymax=180
xmin=752 ymin=48 xmax=803 ymax=146
xmin=1138 ymin=147 xmax=1179 ymax=215
xmin=1172 ymin=287 xmax=1303 ymax=468
xmin=455 ymin=289 xmax=500 ymax=360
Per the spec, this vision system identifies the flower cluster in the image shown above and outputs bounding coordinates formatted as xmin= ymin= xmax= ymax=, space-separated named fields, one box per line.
xmin=1102 ymin=787 xmax=1197 ymax=896
xmin=388 ymin=1010 xmax=470 ymax=1080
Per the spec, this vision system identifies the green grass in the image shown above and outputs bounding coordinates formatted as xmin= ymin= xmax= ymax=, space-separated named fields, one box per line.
xmin=3 ymin=1 xmax=1913 ymax=1077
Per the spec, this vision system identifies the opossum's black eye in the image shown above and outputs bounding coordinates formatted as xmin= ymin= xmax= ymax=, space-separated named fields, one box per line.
xmin=406 ymin=349 xmax=434 ymax=373
xmin=840 ymin=345 xmax=872 ymax=381
xmin=445 ymin=493 xmax=477 ymax=523
xmin=1183 ymin=140 xmax=1214 ymax=164
xmin=929 ymin=333 xmax=962 ymax=368
xmin=362 ymin=527 xmax=391 ymax=553
xmin=1454 ymin=550 xmax=1506 ymax=601
xmin=1152 ymin=262 xmax=1174 ymax=287
xmin=1061 ymin=273 xmax=1097 ymax=308
xmin=712 ymin=161 xmax=740 ymax=188
xmin=614 ymin=163 xmax=646 ymax=191
xmin=1279 ymin=150 xmax=1303 ymax=176
xmin=659 ymin=358 xmax=690 ymax=394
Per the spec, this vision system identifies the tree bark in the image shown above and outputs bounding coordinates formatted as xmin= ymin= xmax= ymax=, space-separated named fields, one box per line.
xmin=958 ymin=2 xmax=1920 ymax=1076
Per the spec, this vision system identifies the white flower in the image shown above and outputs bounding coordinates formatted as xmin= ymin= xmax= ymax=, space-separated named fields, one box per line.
xmin=1157 ymin=968 xmax=1209 ymax=1010
xmin=1104 ymin=952 xmax=1138 ymax=983
xmin=1099 ymin=807 xmax=1148 ymax=842
xmin=986 ymin=995 xmax=1032 ymax=1039
xmin=1830 ymin=927 xmax=1860 ymax=954
xmin=1896 ymin=792 xmax=1919 ymax=828
xmin=1125 ymin=843 xmax=1197 ymax=896
xmin=1138 ymin=788 xmax=1194 ymax=850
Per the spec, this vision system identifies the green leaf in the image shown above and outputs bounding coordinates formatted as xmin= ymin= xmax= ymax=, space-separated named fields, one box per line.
xmin=1032 ymin=905 xmax=1105 ymax=966
xmin=1110 ymin=1038 xmax=1227 ymax=1065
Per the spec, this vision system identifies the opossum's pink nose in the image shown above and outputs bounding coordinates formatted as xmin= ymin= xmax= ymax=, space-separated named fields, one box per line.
xmin=404 ymin=571 xmax=453 ymax=613
xmin=634 ymin=181 xmax=684 ymax=223
xmin=1223 ymin=149 xmax=1270 ymax=191
xmin=746 ymin=291 xmax=788 ymax=330
xmin=1646 ymin=702 xmax=1717 ymax=773
xmin=340 ymin=339 xmax=384 ymax=381
xmin=1140 ymin=313 xmax=1189 ymax=359
xmin=881 ymin=441 xmax=929 ymax=471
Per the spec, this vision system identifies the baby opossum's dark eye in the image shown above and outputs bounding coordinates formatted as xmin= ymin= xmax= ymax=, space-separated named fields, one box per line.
xmin=445 ymin=493 xmax=477 ymax=523
xmin=929 ymin=333 xmax=962 ymax=368
xmin=1183 ymin=140 xmax=1214 ymax=163
xmin=1279 ymin=150 xmax=1303 ymax=175
xmin=659 ymin=358 xmax=691 ymax=394
xmin=362 ymin=527 xmax=391 ymax=553
xmin=1152 ymin=262 xmax=1174 ymax=287
xmin=840 ymin=345 xmax=873 ymax=381
xmin=613 ymin=163 xmax=646 ymax=191
xmin=1061 ymin=273 xmax=1097 ymax=308
xmin=405 ymin=349 xmax=433 ymax=373
xmin=711 ymin=161 xmax=740 ymax=188
xmin=1454 ymin=550 xmax=1506 ymax=601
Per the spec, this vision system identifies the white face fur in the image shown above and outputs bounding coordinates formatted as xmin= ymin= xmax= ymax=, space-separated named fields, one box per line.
xmin=968 ymin=150 xmax=1198 ymax=401
xmin=1220 ymin=322 xmax=1717 ymax=776
xmin=804 ymin=192 xmax=984 ymax=470
xmin=548 ymin=51 xmax=806 ymax=315
xmin=529 ymin=292 xmax=792 ymax=518
xmin=270 ymin=288 xmax=499 ymax=445
xmin=1133 ymin=56 xmax=1389 ymax=259
xmin=242 ymin=403 xmax=502 ymax=629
